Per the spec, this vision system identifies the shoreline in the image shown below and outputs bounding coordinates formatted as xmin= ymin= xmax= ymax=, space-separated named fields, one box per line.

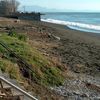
xmin=37 ymin=20 xmax=100 ymax=76
xmin=41 ymin=18 xmax=100 ymax=34
xmin=43 ymin=20 xmax=100 ymax=34
xmin=38 ymin=20 xmax=100 ymax=98
xmin=40 ymin=20 xmax=100 ymax=40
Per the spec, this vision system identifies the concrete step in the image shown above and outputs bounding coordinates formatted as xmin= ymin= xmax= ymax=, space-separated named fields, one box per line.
xmin=0 ymin=81 xmax=34 ymax=100
xmin=0 ymin=87 xmax=12 ymax=95
xmin=0 ymin=66 xmax=37 ymax=100
xmin=0 ymin=86 xmax=24 ymax=100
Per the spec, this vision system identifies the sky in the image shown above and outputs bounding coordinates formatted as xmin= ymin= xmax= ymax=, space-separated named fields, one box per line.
xmin=17 ymin=0 xmax=100 ymax=12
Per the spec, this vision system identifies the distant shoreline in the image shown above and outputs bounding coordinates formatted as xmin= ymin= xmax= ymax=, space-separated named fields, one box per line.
xmin=41 ymin=19 xmax=100 ymax=34
xmin=41 ymin=20 xmax=100 ymax=39
xmin=41 ymin=12 xmax=100 ymax=34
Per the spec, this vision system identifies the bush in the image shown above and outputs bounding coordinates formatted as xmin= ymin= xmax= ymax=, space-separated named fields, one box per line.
xmin=8 ymin=30 xmax=27 ymax=41
xmin=18 ymin=34 xmax=27 ymax=41
xmin=8 ymin=30 xmax=17 ymax=37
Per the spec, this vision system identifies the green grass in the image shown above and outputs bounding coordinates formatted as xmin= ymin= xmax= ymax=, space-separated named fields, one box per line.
xmin=0 ymin=33 xmax=65 ymax=86
xmin=8 ymin=30 xmax=27 ymax=41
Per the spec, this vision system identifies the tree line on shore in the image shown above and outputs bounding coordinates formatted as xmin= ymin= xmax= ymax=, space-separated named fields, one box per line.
xmin=0 ymin=0 xmax=19 ymax=16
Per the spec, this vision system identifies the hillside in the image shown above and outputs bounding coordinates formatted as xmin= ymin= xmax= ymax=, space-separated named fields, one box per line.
xmin=0 ymin=17 xmax=68 ymax=99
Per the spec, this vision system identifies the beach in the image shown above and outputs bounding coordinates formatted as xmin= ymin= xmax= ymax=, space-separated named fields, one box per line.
xmin=0 ymin=17 xmax=100 ymax=99
xmin=35 ymin=21 xmax=100 ymax=75
xmin=32 ymin=21 xmax=100 ymax=99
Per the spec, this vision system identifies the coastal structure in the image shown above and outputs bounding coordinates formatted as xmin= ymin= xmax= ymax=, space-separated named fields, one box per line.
xmin=7 ymin=12 xmax=41 ymax=21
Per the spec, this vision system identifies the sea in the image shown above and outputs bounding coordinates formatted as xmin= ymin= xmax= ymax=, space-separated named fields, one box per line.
xmin=41 ymin=12 xmax=100 ymax=33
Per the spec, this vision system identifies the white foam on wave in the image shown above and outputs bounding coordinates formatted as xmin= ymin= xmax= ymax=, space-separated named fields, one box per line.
xmin=41 ymin=19 xmax=100 ymax=32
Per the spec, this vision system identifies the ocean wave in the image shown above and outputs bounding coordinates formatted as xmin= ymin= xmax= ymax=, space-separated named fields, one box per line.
xmin=41 ymin=19 xmax=100 ymax=31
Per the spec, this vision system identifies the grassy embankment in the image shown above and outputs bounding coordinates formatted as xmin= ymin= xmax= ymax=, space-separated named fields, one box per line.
xmin=0 ymin=31 xmax=65 ymax=87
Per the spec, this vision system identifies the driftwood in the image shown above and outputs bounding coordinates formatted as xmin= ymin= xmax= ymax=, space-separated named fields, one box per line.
xmin=48 ymin=33 xmax=60 ymax=40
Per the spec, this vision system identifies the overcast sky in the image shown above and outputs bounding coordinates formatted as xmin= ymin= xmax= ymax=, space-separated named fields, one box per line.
xmin=17 ymin=0 xmax=100 ymax=12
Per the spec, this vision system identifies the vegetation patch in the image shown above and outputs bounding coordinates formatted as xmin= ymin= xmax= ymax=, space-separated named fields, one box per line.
xmin=8 ymin=30 xmax=27 ymax=41
xmin=0 ymin=33 xmax=65 ymax=86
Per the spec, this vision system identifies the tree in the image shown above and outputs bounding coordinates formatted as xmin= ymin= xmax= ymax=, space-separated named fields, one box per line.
xmin=10 ymin=0 xmax=20 ymax=13
xmin=0 ymin=0 xmax=20 ymax=15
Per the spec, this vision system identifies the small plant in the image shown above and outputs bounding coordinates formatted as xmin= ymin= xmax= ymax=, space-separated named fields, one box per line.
xmin=8 ymin=30 xmax=17 ymax=37
xmin=8 ymin=30 xmax=27 ymax=41
xmin=18 ymin=34 xmax=27 ymax=41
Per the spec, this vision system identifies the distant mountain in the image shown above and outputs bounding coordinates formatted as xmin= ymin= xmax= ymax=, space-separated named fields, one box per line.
xmin=18 ymin=5 xmax=67 ymax=12
xmin=18 ymin=5 xmax=100 ymax=13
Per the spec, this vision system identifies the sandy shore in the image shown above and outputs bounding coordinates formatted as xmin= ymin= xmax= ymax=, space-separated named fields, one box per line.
xmin=44 ymin=21 xmax=100 ymax=75
xmin=36 ymin=21 xmax=100 ymax=99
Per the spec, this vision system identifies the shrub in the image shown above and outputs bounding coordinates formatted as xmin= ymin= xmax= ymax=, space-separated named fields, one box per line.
xmin=18 ymin=34 xmax=27 ymax=41
xmin=8 ymin=30 xmax=27 ymax=41
xmin=8 ymin=30 xmax=17 ymax=37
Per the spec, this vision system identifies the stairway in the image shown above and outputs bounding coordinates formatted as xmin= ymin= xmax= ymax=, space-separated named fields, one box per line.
xmin=0 ymin=71 xmax=38 ymax=100
xmin=0 ymin=80 xmax=23 ymax=100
